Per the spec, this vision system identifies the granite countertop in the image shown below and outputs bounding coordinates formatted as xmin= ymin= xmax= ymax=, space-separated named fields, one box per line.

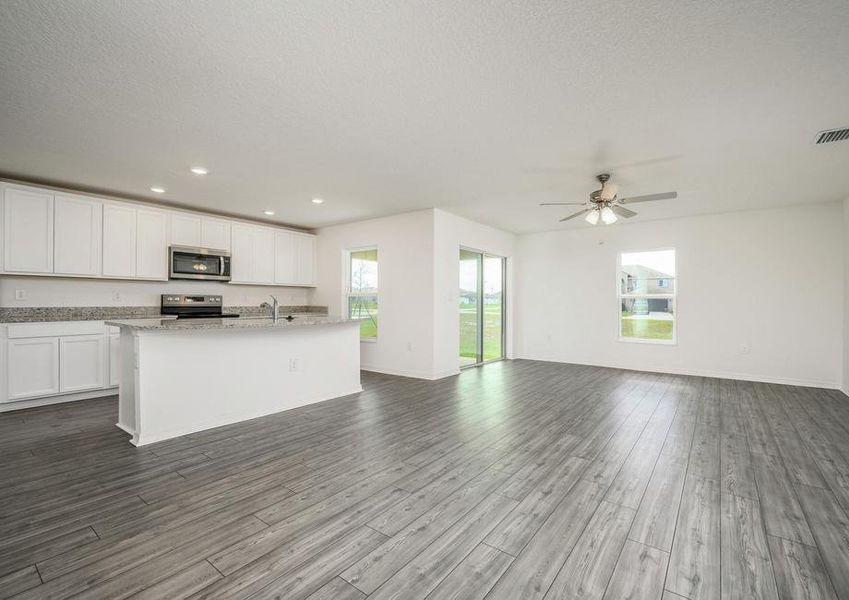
xmin=105 ymin=315 xmax=356 ymax=332
xmin=0 ymin=305 xmax=328 ymax=323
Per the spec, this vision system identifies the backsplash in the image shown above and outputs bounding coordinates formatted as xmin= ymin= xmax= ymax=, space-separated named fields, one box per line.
xmin=0 ymin=305 xmax=328 ymax=323
xmin=0 ymin=275 xmax=313 ymax=308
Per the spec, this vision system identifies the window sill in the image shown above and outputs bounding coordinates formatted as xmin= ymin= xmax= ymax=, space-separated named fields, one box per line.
xmin=360 ymin=338 xmax=378 ymax=344
xmin=617 ymin=337 xmax=677 ymax=346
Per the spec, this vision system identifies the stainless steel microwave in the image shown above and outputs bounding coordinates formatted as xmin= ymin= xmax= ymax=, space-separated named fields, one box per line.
xmin=169 ymin=246 xmax=231 ymax=281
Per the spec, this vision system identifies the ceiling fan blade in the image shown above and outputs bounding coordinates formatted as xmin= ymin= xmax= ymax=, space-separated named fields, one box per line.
xmin=618 ymin=191 xmax=677 ymax=204
xmin=539 ymin=202 xmax=586 ymax=206
xmin=611 ymin=205 xmax=637 ymax=218
xmin=559 ymin=209 xmax=591 ymax=222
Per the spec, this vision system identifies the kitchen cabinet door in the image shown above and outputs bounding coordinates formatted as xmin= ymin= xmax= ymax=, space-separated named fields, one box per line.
xmin=54 ymin=194 xmax=102 ymax=276
xmin=296 ymin=235 xmax=316 ymax=286
xmin=171 ymin=213 xmax=202 ymax=247
xmin=60 ymin=335 xmax=106 ymax=392
xmin=108 ymin=333 xmax=120 ymax=387
xmin=231 ymin=224 xmax=274 ymax=284
xmin=7 ymin=337 xmax=60 ymax=400
xmin=273 ymin=231 xmax=297 ymax=285
xmin=253 ymin=228 xmax=275 ymax=284
xmin=136 ymin=209 xmax=168 ymax=280
xmin=230 ymin=224 xmax=254 ymax=282
xmin=102 ymin=204 xmax=137 ymax=277
xmin=202 ymin=218 xmax=231 ymax=251
xmin=3 ymin=186 xmax=54 ymax=273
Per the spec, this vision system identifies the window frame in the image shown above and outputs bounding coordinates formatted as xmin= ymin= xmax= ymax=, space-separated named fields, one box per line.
xmin=344 ymin=245 xmax=379 ymax=342
xmin=616 ymin=247 xmax=677 ymax=345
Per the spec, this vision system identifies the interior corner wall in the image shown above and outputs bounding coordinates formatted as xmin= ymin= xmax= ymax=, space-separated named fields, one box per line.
xmin=844 ymin=197 xmax=849 ymax=395
xmin=313 ymin=210 xmax=437 ymax=379
xmin=432 ymin=210 xmax=518 ymax=379
xmin=515 ymin=202 xmax=844 ymax=388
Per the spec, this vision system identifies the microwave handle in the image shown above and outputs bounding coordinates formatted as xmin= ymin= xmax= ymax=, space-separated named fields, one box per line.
xmin=219 ymin=256 xmax=225 ymax=276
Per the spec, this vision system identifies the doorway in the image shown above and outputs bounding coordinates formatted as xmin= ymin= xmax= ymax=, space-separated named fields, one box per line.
xmin=459 ymin=249 xmax=505 ymax=367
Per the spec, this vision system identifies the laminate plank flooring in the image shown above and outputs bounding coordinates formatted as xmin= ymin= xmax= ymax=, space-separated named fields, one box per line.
xmin=1 ymin=360 xmax=849 ymax=599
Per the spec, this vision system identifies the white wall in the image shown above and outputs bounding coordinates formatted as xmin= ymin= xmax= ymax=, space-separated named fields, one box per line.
xmin=313 ymin=210 xmax=437 ymax=379
xmin=516 ymin=202 xmax=844 ymax=388
xmin=314 ymin=208 xmax=517 ymax=380
xmin=0 ymin=276 xmax=311 ymax=307
xmin=844 ymin=197 xmax=849 ymax=395
xmin=432 ymin=209 xmax=517 ymax=378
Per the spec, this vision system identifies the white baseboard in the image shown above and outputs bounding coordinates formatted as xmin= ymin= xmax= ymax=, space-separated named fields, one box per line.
xmin=517 ymin=355 xmax=841 ymax=390
xmin=361 ymin=365 xmax=460 ymax=381
xmin=0 ymin=387 xmax=118 ymax=412
xmin=131 ymin=384 xmax=363 ymax=446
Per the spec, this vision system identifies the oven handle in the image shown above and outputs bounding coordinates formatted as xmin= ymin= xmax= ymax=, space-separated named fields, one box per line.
xmin=220 ymin=256 xmax=225 ymax=276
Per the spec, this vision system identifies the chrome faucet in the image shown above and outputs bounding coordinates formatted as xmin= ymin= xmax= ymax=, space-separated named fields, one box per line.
xmin=269 ymin=295 xmax=279 ymax=321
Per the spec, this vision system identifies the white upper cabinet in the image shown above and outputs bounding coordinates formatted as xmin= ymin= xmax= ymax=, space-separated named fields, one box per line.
xmin=296 ymin=234 xmax=316 ymax=286
xmin=136 ymin=209 xmax=169 ymax=280
xmin=230 ymin=224 xmax=253 ymax=283
xmin=54 ymin=194 xmax=102 ymax=276
xmin=231 ymin=224 xmax=274 ymax=284
xmin=254 ymin=228 xmax=275 ymax=284
xmin=102 ymin=204 xmax=137 ymax=278
xmin=0 ymin=182 xmax=314 ymax=285
xmin=170 ymin=213 xmax=202 ymax=247
xmin=274 ymin=231 xmax=316 ymax=286
xmin=273 ymin=231 xmax=297 ymax=285
xmin=201 ymin=217 xmax=231 ymax=251
xmin=3 ymin=186 xmax=54 ymax=273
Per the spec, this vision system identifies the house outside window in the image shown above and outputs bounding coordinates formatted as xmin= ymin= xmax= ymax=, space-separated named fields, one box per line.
xmin=347 ymin=248 xmax=378 ymax=339
xmin=618 ymin=249 xmax=676 ymax=343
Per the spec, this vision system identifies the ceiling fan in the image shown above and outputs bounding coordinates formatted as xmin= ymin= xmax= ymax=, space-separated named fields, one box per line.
xmin=540 ymin=174 xmax=677 ymax=224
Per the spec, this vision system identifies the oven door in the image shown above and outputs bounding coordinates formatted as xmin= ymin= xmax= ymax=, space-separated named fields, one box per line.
xmin=169 ymin=247 xmax=231 ymax=281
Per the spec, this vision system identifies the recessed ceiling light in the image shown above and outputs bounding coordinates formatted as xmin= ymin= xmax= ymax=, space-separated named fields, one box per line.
xmin=311 ymin=198 xmax=324 ymax=204
xmin=263 ymin=209 xmax=275 ymax=216
xmin=190 ymin=166 xmax=209 ymax=175
xmin=150 ymin=186 xmax=166 ymax=194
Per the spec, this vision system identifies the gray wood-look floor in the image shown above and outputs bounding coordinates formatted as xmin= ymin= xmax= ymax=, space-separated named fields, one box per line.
xmin=2 ymin=360 xmax=849 ymax=599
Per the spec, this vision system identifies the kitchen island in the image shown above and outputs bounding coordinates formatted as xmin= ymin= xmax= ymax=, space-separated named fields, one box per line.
xmin=105 ymin=316 xmax=361 ymax=446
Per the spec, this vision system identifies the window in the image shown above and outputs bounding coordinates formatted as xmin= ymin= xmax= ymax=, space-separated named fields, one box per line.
xmin=618 ymin=249 xmax=676 ymax=343
xmin=347 ymin=248 xmax=378 ymax=339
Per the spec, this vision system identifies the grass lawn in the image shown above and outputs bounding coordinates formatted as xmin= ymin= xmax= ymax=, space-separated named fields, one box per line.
xmin=460 ymin=303 xmax=503 ymax=362
xmin=359 ymin=317 xmax=377 ymax=339
xmin=620 ymin=318 xmax=674 ymax=340
xmin=351 ymin=301 xmax=378 ymax=339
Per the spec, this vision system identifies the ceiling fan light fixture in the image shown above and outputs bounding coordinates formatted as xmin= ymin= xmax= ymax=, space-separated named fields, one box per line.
xmin=585 ymin=209 xmax=600 ymax=225
xmin=601 ymin=206 xmax=618 ymax=224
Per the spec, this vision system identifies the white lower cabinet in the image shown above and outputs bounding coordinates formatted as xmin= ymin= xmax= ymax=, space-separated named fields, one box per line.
xmin=7 ymin=337 xmax=60 ymax=400
xmin=60 ymin=335 xmax=106 ymax=392
xmin=3 ymin=322 xmax=118 ymax=405
xmin=108 ymin=333 xmax=120 ymax=387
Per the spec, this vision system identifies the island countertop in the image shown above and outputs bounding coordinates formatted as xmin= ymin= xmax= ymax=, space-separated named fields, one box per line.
xmin=105 ymin=315 xmax=356 ymax=332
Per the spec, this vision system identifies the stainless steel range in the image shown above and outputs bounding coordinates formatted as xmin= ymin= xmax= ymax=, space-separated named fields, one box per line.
xmin=161 ymin=295 xmax=239 ymax=319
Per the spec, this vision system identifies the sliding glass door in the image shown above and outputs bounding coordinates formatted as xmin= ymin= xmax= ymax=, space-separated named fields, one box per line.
xmin=459 ymin=249 xmax=505 ymax=367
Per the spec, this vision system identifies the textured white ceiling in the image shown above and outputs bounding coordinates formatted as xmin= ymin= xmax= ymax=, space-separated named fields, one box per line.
xmin=1 ymin=0 xmax=848 ymax=233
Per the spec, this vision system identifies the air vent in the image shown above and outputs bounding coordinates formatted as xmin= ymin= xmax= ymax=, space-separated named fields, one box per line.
xmin=814 ymin=127 xmax=849 ymax=144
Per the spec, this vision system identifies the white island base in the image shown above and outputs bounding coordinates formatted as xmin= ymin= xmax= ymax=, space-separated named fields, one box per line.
xmin=107 ymin=318 xmax=361 ymax=446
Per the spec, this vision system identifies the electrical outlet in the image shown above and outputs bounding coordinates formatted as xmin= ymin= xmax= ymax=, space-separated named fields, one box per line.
xmin=740 ymin=343 xmax=751 ymax=355
xmin=407 ymin=342 xmax=412 ymax=351
xmin=15 ymin=289 xmax=26 ymax=300
xmin=289 ymin=358 xmax=299 ymax=372
xmin=113 ymin=291 xmax=121 ymax=301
